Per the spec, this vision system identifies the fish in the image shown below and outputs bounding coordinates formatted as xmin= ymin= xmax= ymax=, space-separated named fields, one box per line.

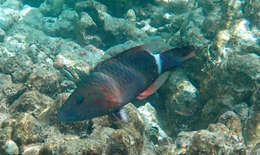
xmin=58 ymin=45 xmax=195 ymax=122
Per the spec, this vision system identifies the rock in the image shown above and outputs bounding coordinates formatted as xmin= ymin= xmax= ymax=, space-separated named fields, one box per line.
xmin=107 ymin=129 xmax=142 ymax=154
xmin=78 ymin=12 xmax=96 ymax=30
xmin=174 ymin=131 xmax=195 ymax=154
xmin=0 ymin=73 xmax=26 ymax=108
xmin=59 ymin=80 xmax=76 ymax=93
xmin=38 ymin=137 xmax=103 ymax=155
xmin=28 ymin=65 xmax=61 ymax=95
xmin=10 ymin=91 xmax=54 ymax=119
xmin=76 ymin=12 xmax=100 ymax=46
xmin=0 ymin=7 xmax=20 ymax=30
xmin=2 ymin=0 xmax=23 ymax=10
xmin=105 ymin=40 xmax=140 ymax=58
xmin=243 ymin=0 xmax=260 ymax=27
xmin=75 ymin=0 xmax=107 ymax=14
xmin=4 ymin=140 xmax=19 ymax=155
xmin=41 ymin=17 xmax=59 ymax=37
xmin=251 ymin=88 xmax=260 ymax=105
xmin=181 ymin=19 xmax=209 ymax=47
xmin=166 ymin=0 xmax=196 ymax=14
xmin=138 ymin=103 xmax=171 ymax=144
xmin=75 ymin=0 xmax=146 ymax=47
xmin=55 ymin=42 xmax=104 ymax=80
xmin=103 ymin=103 xmax=145 ymax=155
xmin=2 ymin=83 xmax=26 ymax=104
xmin=0 ymin=113 xmax=10 ymax=125
xmin=176 ymin=108 xmax=246 ymax=154
xmin=76 ymin=12 xmax=102 ymax=46
xmin=0 ymin=119 xmax=16 ymax=154
xmin=22 ymin=0 xmax=44 ymax=7
xmin=105 ymin=36 xmax=168 ymax=58
xmin=97 ymin=0 xmax=151 ymax=17
xmin=233 ymin=102 xmax=250 ymax=122
xmin=226 ymin=54 xmax=260 ymax=105
xmin=0 ymin=28 xmax=5 ymax=42
xmin=138 ymin=103 xmax=173 ymax=154
xmin=3 ymin=35 xmax=28 ymax=54
xmin=57 ymin=9 xmax=79 ymax=38
xmin=103 ymin=12 xmax=147 ymax=45
xmin=150 ymin=6 xmax=168 ymax=27
xmin=0 ymin=73 xmax=13 ymax=92
xmin=97 ymin=0 xmax=134 ymax=17
xmin=39 ymin=0 xmax=64 ymax=17
xmin=20 ymin=6 xmax=44 ymax=29
xmin=125 ymin=9 xmax=136 ymax=22
xmin=33 ymin=103 xmax=145 ymax=154
xmin=42 ymin=9 xmax=79 ymax=38
xmin=218 ymin=111 xmax=243 ymax=140
xmin=175 ymin=119 xmax=245 ymax=154
xmin=245 ymin=105 xmax=260 ymax=146
xmin=21 ymin=144 xmax=42 ymax=155
xmin=140 ymin=21 xmax=158 ymax=35
xmin=186 ymin=129 xmax=241 ymax=154
xmin=158 ymin=70 xmax=200 ymax=136
xmin=228 ymin=54 xmax=260 ymax=82
xmin=12 ymin=113 xmax=43 ymax=146
xmin=159 ymin=69 xmax=199 ymax=136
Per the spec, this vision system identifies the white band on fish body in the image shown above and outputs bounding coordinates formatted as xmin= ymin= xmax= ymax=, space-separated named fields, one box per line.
xmin=152 ymin=53 xmax=162 ymax=74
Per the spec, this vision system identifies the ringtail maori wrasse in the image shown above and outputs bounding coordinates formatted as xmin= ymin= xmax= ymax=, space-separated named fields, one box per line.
xmin=58 ymin=45 xmax=195 ymax=122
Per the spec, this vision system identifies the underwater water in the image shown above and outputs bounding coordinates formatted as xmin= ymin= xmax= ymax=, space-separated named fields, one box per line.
xmin=0 ymin=0 xmax=259 ymax=154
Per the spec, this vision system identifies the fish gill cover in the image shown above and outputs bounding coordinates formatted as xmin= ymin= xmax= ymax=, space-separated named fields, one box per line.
xmin=0 ymin=0 xmax=259 ymax=154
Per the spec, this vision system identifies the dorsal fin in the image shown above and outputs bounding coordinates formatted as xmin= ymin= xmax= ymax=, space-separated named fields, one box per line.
xmin=95 ymin=45 xmax=149 ymax=69
xmin=113 ymin=45 xmax=146 ymax=58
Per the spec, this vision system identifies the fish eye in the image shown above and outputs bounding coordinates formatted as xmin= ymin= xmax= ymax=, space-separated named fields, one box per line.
xmin=76 ymin=95 xmax=84 ymax=105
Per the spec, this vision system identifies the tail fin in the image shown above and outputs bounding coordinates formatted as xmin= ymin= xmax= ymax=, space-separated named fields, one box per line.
xmin=160 ymin=46 xmax=195 ymax=72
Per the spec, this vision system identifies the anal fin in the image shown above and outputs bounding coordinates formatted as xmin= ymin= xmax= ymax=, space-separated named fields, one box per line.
xmin=137 ymin=72 xmax=170 ymax=100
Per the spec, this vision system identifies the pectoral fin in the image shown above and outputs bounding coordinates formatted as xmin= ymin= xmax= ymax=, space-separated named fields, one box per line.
xmin=112 ymin=108 xmax=129 ymax=123
xmin=137 ymin=72 xmax=170 ymax=100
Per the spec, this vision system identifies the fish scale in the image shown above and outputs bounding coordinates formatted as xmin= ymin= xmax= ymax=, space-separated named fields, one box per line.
xmin=58 ymin=45 xmax=195 ymax=122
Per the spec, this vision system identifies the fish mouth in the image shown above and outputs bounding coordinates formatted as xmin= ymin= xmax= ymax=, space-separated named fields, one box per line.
xmin=57 ymin=107 xmax=79 ymax=122
xmin=57 ymin=109 xmax=69 ymax=122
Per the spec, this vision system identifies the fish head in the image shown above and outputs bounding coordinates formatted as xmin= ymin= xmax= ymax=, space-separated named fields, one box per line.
xmin=57 ymin=86 xmax=107 ymax=122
